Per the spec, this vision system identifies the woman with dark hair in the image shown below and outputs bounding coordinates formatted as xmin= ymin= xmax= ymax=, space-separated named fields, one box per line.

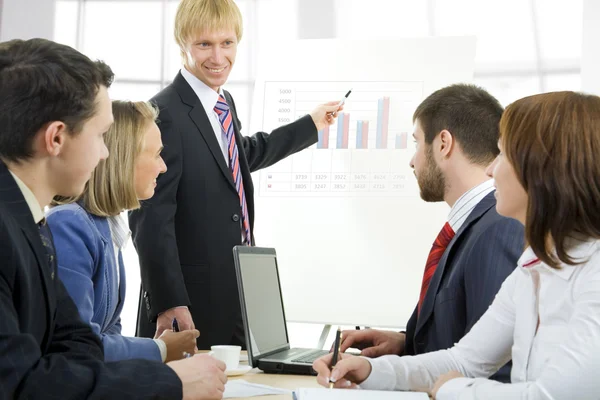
xmin=312 ymin=91 xmax=600 ymax=399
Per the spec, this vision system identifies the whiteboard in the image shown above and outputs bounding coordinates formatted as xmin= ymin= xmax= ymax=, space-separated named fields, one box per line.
xmin=249 ymin=37 xmax=476 ymax=328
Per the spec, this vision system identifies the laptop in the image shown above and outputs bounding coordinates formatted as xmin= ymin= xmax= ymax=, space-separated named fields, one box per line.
xmin=233 ymin=246 xmax=330 ymax=375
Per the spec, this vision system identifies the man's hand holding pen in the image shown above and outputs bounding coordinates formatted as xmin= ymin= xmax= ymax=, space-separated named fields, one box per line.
xmin=309 ymin=101 xmax=345 ymax=131
xmin=309 ymin=88 xmax=351 ymax=131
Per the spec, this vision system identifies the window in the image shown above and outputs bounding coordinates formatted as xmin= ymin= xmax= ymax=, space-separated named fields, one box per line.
xmin=54 ymin=1 xmax=78 ymax=48
xmin=334 ymin=0 xmax=583 ymax=105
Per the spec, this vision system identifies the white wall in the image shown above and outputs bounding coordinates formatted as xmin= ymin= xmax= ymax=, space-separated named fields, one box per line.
xmin=297 ymin=0 xmax=336 ymax=39
xmin=582 ymin=0 xmax=600 ymax=94
xmin=0 ymin=0 xmax=54 ymax=41
xmin=0 ymin=0 xmax=4 ymax=37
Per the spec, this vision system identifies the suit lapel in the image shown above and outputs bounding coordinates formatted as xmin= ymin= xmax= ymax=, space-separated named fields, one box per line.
xmin=414 ymin=192 xmax=496 ymax=336
xmin=21 ymin=226 xmax=56 ymax=319
xmin=0 ymin=162 xmax=55 ymax=338
xmin=173 ymin=73 xmax=236 ymax=190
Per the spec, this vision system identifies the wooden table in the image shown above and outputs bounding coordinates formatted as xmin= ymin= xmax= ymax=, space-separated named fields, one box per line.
xmin=224 ymin=351 xmax=321 ymax=399
xmin=228 ymin=368 xmax=321 ymax=399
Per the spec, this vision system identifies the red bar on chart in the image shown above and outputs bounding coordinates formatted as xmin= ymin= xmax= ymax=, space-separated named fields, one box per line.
xmin=361 ymin=121 xmax=369 ymax=149
xmin=342 ymin=113 xmax=350 ymax=149
xmin=395 ymin=133 xmax=408 ymax=149
xmin=400 ymin=132 xmax=407 ymax=149
xmin=381 ymin=97 xmax=390 ymax=149
xmin=318 ymin=126 xmax=329 ymax=149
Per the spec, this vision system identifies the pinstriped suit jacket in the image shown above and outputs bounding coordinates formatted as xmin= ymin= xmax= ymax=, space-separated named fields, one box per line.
xmin=404 ymin=192 xmax=525 ymax=383
xmin=0 ymin=161 xmax=182 ymax=399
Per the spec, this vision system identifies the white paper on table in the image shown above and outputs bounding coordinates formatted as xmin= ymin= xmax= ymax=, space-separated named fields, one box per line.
xmin=295 ymin=388 xmax=429 ymax=399
xmin=223 ymin=380 xmax=292 ymax=398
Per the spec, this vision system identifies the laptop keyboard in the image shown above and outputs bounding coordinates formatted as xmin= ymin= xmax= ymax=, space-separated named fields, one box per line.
xmin=291 ymin=350 xmax=330 ymax=364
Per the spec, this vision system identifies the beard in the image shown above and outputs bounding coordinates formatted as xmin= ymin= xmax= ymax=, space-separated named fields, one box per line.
xmin=417 ymin=148 xmax=446 ymax=202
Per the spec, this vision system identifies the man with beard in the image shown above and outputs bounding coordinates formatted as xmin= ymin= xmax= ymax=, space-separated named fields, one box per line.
xmin=337 ymin=84 xmax=524 ymax=383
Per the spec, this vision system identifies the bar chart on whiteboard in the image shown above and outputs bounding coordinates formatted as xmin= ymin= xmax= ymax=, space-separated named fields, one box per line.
xmin=258 ymin=80 xmax=424 ymax=197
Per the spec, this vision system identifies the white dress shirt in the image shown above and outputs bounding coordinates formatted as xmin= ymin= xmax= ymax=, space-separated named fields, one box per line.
xmin=107 ymin=213 xmax=131 ymax=286
xmin=362 ymin=238 xmax=600 ymax=400
xmin=180 ymin=67 xmax=229 ymax=165
xmin=447 ymin=179 xmax=495 ymax=232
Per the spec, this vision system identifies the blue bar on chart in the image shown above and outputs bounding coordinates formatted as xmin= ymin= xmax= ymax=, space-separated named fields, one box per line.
xmin=317 ymin=125 xmax=329 ymax=149
xmin=395 ymin=133 xmax=408 ymax=149
xmin=336 ymin=113 xmax=349 ymax=149
xmin=337 ymin=113 xmax=344 ymax=148
xmin=356 ymin=120 xmax=369 ymax=149
xmin=376 ymin=97 xmax=390 ymax=149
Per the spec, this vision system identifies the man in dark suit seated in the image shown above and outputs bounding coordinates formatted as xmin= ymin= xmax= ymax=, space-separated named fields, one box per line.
xmin=0 ymin=38 xmax=226 ymax=399
xmin=338 ymin=84 xmax=525 ymax=382
xmin=129 ymin=0 xmax=342 ymax=349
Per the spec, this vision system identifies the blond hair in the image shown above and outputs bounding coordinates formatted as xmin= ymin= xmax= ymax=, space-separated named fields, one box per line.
xmin=174 ymin=0 xmax=243 ymax=61
xmin=53 ymin=101 xmax=159 ymax=217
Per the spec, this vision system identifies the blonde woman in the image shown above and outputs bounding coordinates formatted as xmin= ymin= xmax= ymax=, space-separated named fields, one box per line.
xmin=47 ymin=101 xmax=199 ymax=362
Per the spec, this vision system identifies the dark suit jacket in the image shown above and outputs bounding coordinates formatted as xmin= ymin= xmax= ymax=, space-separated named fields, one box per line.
xmin=0 ymin=162 xmax=182 ymax=399
xmin=404 ymin=192 xmax=524 ymax=382
xmin=129 ymin=73 xmax=318 ymax=348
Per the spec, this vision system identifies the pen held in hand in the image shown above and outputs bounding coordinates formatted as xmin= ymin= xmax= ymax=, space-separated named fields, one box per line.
xmin=328 ymin=89 xmax=352 ymax=116
xmin=329 ymin=326 xmax=343 ymax=389
xmin=172 ymin=317 xmax=180 ymax=332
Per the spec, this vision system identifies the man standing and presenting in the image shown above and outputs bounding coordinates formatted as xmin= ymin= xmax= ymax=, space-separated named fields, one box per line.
xmin=336 ymin=84 xmax=524 ymax=382
xmin=130 ymin=0 xmax=341 ymax=349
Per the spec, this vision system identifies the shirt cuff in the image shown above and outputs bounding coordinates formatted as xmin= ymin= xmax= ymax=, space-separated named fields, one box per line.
xmin=154 ymin=338 xmax=167 ymax=362
xmin=157 ymin=305 xmax=188 ymax=316
xmin=359 ymin=356 xmax=398 ymax=391
xmin=436 ymin=377 xmax=475 ymax=400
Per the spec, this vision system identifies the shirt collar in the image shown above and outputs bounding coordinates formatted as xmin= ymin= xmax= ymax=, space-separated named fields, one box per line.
xmin=107 ymin=213 xmax=131 ymax=250
xmin=180 ymin=67 xmax=225 ymax=116
xmin=517 ymin=239 xmax=599 ymax=281
xmin=8 ymin=170 xmax=44 ymax=224
xmin=448 ymin=179 xmax=495 ymax=232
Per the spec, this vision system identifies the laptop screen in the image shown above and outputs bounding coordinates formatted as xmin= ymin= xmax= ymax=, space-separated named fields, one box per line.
xmin=236 ymin=249 xmax=289 ymax=357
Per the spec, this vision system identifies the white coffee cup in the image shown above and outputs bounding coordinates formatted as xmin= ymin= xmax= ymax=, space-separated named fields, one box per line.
xmin=209 ymin=345 xmax=241 ymax=370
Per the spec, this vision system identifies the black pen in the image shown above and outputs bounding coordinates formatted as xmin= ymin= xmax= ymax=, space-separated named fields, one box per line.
xmin=329 ymin=326 xmax=342 ymax=389
xmin=172 ymin=318 xmax=192 ymax=358
xmin=328 ymin=89 xmax=352 ymax=116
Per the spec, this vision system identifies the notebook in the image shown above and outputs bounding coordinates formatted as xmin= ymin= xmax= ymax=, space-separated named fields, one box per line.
xmin=295 ymin=388 xmax=429 ymax=399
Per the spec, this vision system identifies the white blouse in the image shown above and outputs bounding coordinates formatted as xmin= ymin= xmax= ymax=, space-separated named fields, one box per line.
xmin=107 ymin=213 xmax=130 ymax=286
xmin=362 ymin=238 xmax=600 ymax=400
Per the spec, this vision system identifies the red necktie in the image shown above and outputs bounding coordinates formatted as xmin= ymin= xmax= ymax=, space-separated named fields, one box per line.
xmin=214 ymin=95 xmax=252 ymax=245
xmin=417 ymin=222 xmax=455 ymax=314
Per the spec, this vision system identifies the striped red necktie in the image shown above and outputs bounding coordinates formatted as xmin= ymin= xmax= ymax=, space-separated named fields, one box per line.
xmin=214 ymin=95 xmax=252 ymax=245
xmin=417 ymin=222 xmax=455 ymax=314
